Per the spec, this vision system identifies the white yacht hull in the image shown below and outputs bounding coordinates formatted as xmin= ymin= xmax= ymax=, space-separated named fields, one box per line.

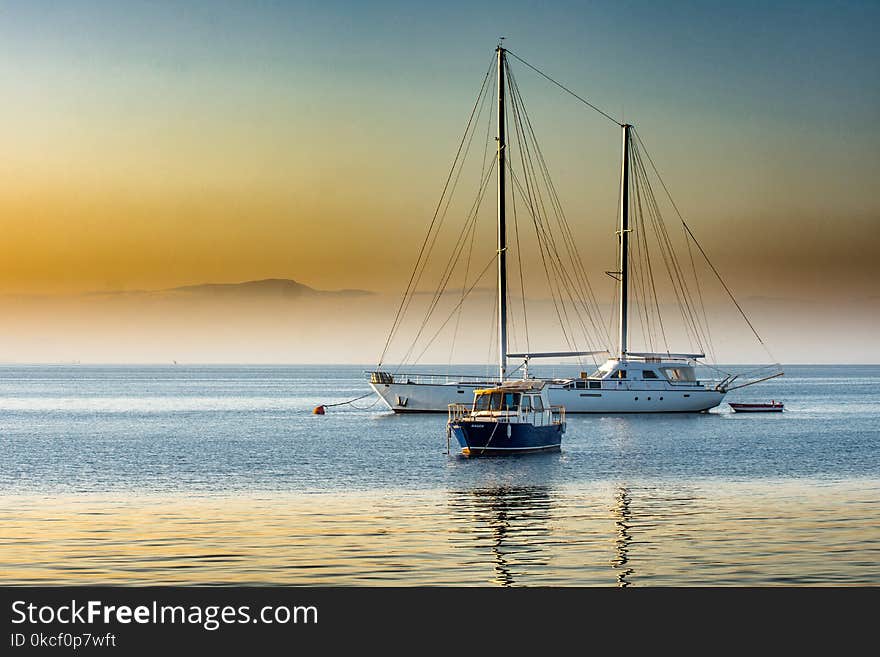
xmin=370 ymin=380 xmax=725 ymax=413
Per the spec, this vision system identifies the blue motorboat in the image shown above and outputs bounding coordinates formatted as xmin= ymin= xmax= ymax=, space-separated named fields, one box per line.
xmin=447 ymin=380 xmax=565 ymax=457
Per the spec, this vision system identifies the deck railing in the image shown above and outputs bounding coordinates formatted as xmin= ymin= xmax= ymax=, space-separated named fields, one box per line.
xmin=447 ymin=404 xmax=566 ymax=426
xmin=448 ymin=403 xmax=471 ymax=423
xmin=371 ymin=371 xmax=498 ymax=386
xmin=371 ymin=370 xmax=720 ymax=390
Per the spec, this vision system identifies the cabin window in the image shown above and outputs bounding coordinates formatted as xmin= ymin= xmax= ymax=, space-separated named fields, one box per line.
xmin=521 ymin=396 xmax=532 ymax=412
xmin=532 ymin=396 xmax=544 ymax=412
xmin=589 ymin=381 xmax=602 ymax=389
xmin=643 ymin=370 xmax=658 ymax=379
xmin=576 ymin=380 xmax=588 ymax=389
xmin=616 ymin=369 xmax=627 ymax=379
xmin=661 ymin=367 xmax=696 ymax=382
xmin=476 ymin=392 xmax=520 ymax=411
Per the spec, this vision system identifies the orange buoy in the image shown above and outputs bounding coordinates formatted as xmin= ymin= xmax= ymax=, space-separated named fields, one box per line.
xmin=312 ymin=405 xmax=326 ymax=415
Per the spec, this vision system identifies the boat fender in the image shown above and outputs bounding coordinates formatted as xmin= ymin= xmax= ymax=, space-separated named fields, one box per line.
xmin=312 ymin=405 xmax=326 ymax=415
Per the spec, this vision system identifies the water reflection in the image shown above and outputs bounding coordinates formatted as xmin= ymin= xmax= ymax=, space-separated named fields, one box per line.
xmin=4 ymin=479 xmax=880 ymax=585
xmin=447 ymin=485 xmax=553 ymax=586
xmin=611 ymin=486 xmax=634 ymax=587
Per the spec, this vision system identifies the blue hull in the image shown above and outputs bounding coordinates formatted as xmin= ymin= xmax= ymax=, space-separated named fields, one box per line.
xmin=449 ymin=421 xmax=564 ymax=456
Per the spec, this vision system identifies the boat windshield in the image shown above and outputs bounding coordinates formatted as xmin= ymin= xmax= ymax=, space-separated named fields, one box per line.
xmin=661 ymin=366 xmax=697 ymax=382
xmin=474 ymin=391 xmax=520 ymax=411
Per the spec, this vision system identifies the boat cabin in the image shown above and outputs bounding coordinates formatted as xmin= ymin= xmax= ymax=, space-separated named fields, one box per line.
xmin=473 ymin=388 xmax=546 ymax=414
xmin=449 ymin=380 xmax=564 ymax=426
xmin=561 ymin=355 xmax=704 ymax=390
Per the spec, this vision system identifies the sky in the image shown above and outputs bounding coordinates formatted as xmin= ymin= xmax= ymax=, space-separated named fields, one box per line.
xmin=0 ymin=1 xmax=877 ymax=363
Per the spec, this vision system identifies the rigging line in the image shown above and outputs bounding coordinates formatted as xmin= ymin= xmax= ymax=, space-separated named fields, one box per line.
xmin=510 ymin=69 xmax=610 ymax=347
xmin=479 ymin=72 xmax=497 ymax=196
xmin=700 ymin=359 xmax=780 ymax=379
xmin=411 ymin=82 xmax=497 ymax=361
xmin=632 ymin=129 xmax=773 ymax=355
xmin=496 ymin=78 xmax=521 ymax=358
xmin=629 ymin=179 xmax=653 ymax=352
xmin=506 ymin=77 xmax=598 ymax=361
xmin=628 ymin=166 xmax=650 ymax=348
xmin=448 ymin=200 xmax=481 ymax=366
xmin=632 ymin=137 xmax=717 ymax=355
xmin=634 ymin=160 xmax=669 ymax=353
xmin=627 ymin=139 xmax=715 ymax=357
xmin=632 ymin=143 xmax=696 ymax=351
xmin=631 ymin=139 xmax=707 ymax=352
xmin=506 ymin=65 xmax=610 ymax=367
xmin=506 ymin=138 xmax=580 ymax=355
xmin=390 ymin=113 xmax=490 ymax=371
xmin=487 ymin=273 xmax=499 ymax=377
xmin=505 ymin=159 xmax=581 ymax=356
xmin=630 ymin=167 xmax=658 ymax=352
xmin=608 ymin=148 xmax=623 ymax=347
xmin=630 ymin=151 xmax=662 ymax=350
xmin=397 ymin=155 xmax=497 ymax=368
xmin=505 ymin=73 xmax=569 ymax=350
xmin=402 ymin=154 xmax=497 ymax=370
xmin=378 ymin=55 xmax=495 ymax=368
xmin=511 ymin=170 xmax=531 ymax=352
xmin=684 ymin=228 xmax=717 ymax=363
xmin=627 ymin=172 xmax=647 ymax=347
xmin=411 ymin=253 xmax=499 ymax=367
xmin=509 ymin=69 xmax=612 ymax=353
xmin=505 ymin=73 xmax=546 ymax=354
xmin=507 ymin=149 xmax=574 ymax=351
xmin=447 ymin=80 xmax=495 ymax=368
xmin=505 ymin=49 xmax=622 ymax=127
xmin=507 ymin=268 xmax=518 ymax=354
xmin=436 ymin=64 xmax=496 ymax=242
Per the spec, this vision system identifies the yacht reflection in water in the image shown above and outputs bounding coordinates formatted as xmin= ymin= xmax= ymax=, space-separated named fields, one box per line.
xmin=447 ymin=485 xmax=553 ymax=587
xmin=611 ymin=486 xmax=634 ymax=587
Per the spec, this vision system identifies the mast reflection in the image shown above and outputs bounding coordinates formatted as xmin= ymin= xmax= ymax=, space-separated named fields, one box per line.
xmin=448 ymin=485 xmax=553 ymax=587
xmin=611 ymin=486 xmax=634 ymax=587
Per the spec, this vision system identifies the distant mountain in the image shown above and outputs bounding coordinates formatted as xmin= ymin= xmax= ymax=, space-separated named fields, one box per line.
xmin=168 ymin=278 xmax=373 ymax=298
xmin=84 ymin=278 xmax=374 ymax=299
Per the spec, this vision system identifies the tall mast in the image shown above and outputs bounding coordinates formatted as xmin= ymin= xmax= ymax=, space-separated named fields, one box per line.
xmin=496 ymin=45 xmax=508 ymax=381
xmin=618 ymin=123 xmax=631 ymax=359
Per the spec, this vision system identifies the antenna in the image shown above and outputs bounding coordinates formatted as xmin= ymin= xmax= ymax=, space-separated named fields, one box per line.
xmin=497 ymin=36 xmax=506 ymax=49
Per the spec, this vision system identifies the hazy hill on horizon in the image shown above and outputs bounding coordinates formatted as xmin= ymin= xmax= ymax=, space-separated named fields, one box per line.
xmin=82 ymin=278 xmax=375 ymax=300
xmin=0 ymin=279 xmax=877 ymax=364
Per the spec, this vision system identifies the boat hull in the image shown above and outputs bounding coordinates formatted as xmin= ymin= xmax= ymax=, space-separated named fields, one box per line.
xmin=371 ymin=381 xmax=725 ymax=413
xmin=729 ymin=403 xmax=783 ymax=413
xmin=449 ymin=421 xmax=563 ymax=456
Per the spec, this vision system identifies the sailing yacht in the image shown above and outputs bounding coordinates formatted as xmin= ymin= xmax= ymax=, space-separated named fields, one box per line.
xmin=369 ymin=45 xmax=779 ymax=413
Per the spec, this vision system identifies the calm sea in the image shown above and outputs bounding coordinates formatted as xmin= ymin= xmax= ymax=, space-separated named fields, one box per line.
xmin=1 ymin=364 xmax=878 ymax=585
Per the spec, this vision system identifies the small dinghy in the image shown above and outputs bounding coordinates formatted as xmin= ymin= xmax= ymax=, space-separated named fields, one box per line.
xmin=729 ymin=400 xmax=784 ymax=413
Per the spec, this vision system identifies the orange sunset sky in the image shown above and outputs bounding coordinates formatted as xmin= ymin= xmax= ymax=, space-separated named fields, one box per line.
xmin=0 ymin=1 xmax=877 ymax=364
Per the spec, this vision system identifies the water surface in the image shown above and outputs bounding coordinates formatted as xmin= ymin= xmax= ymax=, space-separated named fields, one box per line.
xmin=1 ymin=364 xmax=878 ymax=585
